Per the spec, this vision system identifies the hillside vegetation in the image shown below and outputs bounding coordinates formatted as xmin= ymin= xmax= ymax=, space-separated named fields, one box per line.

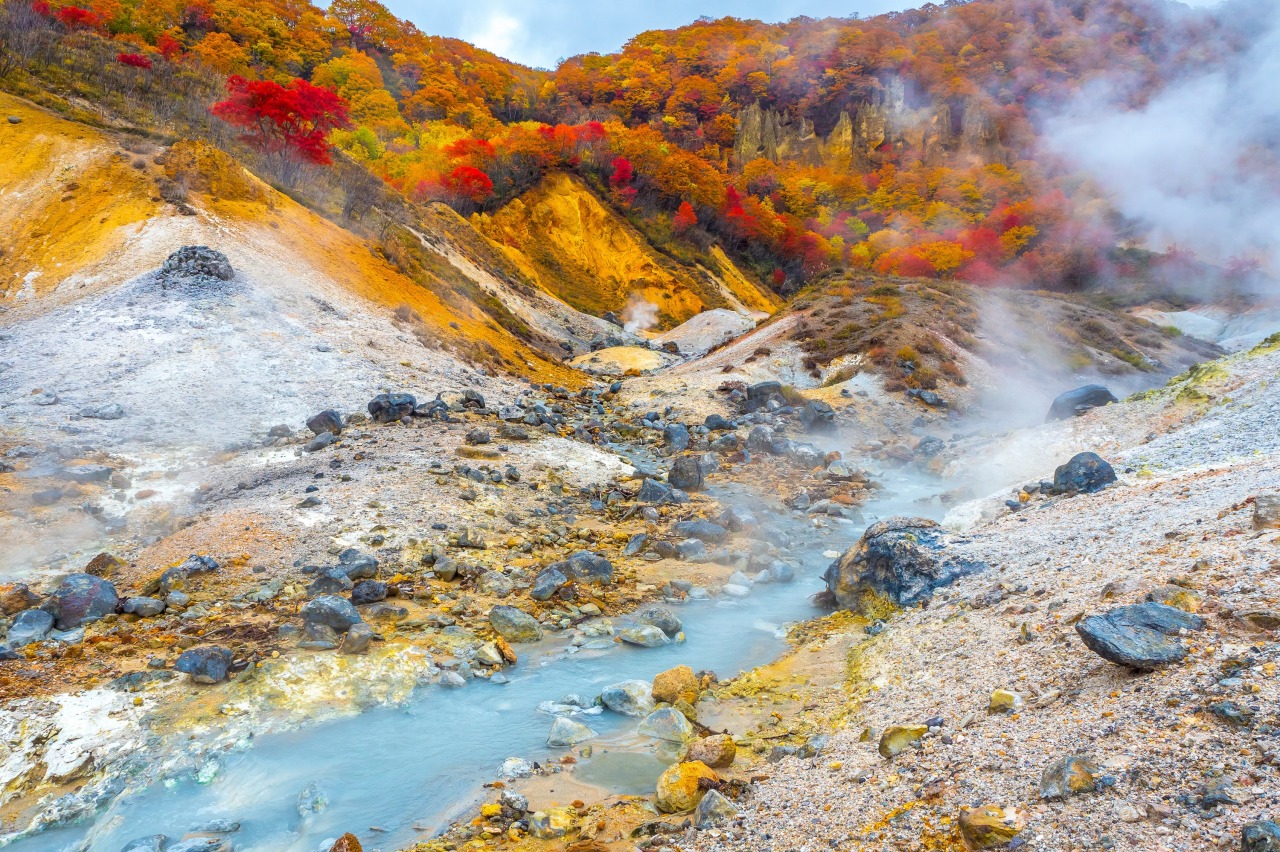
xmin=0 ymin=0 xmax=1266 ymax=299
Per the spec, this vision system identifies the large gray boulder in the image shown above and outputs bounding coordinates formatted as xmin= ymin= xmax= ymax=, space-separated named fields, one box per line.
xmin=489 ymin=605 xmax=543 ymax=643
xmin=1076 ymin=602 xmax=1205 ymax=670
xmin=43 ymin=574 xmax=119 ymax=629
xmin=300 ymin=596 xmax=362 ymax=633
xmin=823 ymin=518 xmax=985 ymax=614
xmin=175 ymin=646 xmax=234 ymax=683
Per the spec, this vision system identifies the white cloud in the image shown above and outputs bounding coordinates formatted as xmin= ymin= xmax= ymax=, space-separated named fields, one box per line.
xmin=465 ymin=11 xmax=523 ymax=60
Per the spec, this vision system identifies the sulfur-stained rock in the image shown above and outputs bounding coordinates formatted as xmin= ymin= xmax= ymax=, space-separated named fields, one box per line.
xmin=685 ymin=734 xmax=736 ymax=768
xmin=329 ymin=833 xmax=362 ymax=852
xmin=528 ymin=806 xmax=575 ymax=839
xmin=988 ymin=689 xmax=1024 ymax=714
xmin=1040 ymin=754 xmax=1100 ymax=799
xmin=489 ymin=605 xmax=543 ymax=643
xmin=878 ymin=724 xmax=928 ymax=759
xmin=655 ymin=760 xmax=720 ymax=813
xmin=959 ymin=804 xmax=1025 ymax=849
xmin=823 ymin=518 xmax=984 ymax=615
xmin=651 ymin=664 xmax=699 ymax=704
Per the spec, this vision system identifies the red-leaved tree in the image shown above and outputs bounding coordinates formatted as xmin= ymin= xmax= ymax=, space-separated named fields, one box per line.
xmin=210 ymin=75 xmax=350 ymax=186
xmin=116 ymin=52 xmax=152 ymax=69
xmin=672 ymin=201 xmax=697 ymax=234
xmin=445 ymin=165 xmax=494 ymax=206
xmin=55 ymin=5 xmax=100 ymax=29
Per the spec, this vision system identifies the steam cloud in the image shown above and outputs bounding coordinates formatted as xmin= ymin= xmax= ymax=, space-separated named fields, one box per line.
xmin=622 ymin=293 xmax=659 ymax=334
xmin=1041 ymin=2 xmax=1280 ymax=279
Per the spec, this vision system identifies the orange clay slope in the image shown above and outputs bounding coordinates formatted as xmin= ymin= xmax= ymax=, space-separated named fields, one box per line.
xmin=473 ymin=171 xmax=782 ymax=328
xmin=0 ymin=92 xmax=581 ymax=386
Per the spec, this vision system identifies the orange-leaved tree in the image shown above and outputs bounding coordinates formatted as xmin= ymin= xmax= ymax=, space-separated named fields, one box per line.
xmin=211 ymin=75 xmax=351 ymax=186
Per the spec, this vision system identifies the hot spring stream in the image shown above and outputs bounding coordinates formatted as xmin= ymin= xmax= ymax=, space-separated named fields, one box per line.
xmin=14 ymin=470 xmax=947 ymax=852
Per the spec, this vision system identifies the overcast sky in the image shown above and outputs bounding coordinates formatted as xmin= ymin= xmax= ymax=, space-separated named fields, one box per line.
xmin=383 ymin=0 xmax=1223 ymax=69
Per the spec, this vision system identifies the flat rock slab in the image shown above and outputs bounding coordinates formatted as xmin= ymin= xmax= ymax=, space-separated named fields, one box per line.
xmin=1076 ymin=602 xmax=1205 ymax=670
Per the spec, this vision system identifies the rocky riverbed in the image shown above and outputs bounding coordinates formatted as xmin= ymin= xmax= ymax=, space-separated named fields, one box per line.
xmin=2 ymin=251 xmax=1277 ymax=852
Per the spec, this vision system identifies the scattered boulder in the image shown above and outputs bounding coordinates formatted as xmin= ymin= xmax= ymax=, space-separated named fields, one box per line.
xmin=529 ymin=567 xmax=568 ymax=601
xmin=694 ymin=788 xmax=738 ymax=828
xmin=7 ymin=609 xmax=53 ymax=646
xmin=1040 ymin=754 xmax=1100 ymax=799
xmin=664 ymin=423 xmax=691 ymax=452
xmin=668 ymin=455 xmax=704 ymax=491
xmin=705 ymin=414 xmax=734 ymax=431
xmin=122 ymin=597 xmax=165 ymax=617
xmin=547 ymin=717 xmax=597 ymax=747
xmin=1243 ymin=821 xmax=1280 ymax=852
xmin=823 ymin=518 xmax=985 ymax=615
xmin=1254 ymin=493 xmax=1280 ymax=530
xmin=652 ymin=664 xmax=699 ymax=704
xmin=0 ymin=583 xmax=41 ymax=615
xmin=636 ymin=478 xmax=688 ymax=504
xmin=635 ymin=605 xmax=682 ymax=636
xmin=301 ymin=596 xmax=362 ymax=633
xmin=619 ymin=624 xmax=669 ymax=647
xmin=350 ymin=580 xmax=387 ymax=605
xmin=367 ymin=393 xmax=416 ymax=423
xmin=655 ymin=760 xmax=719 ymax=813
xmin=601 ymin=680 xmax=656 ymax=716
xmin=1051 ymin=452 xmax=1116 ymax=495
xmin=672 ymin=520 xmax=727 ymax=543
xmin=175 ymin=646 xmax=234 ymax=683
xmin=121 ymin=836 xmax=170 ymax=852
xmin=686 ymin=734 xmax=736 ymax=768
xmin=639 ymin=707 xmax=694 ymax=742
xmin=1047 ymin=385 xmax=1118 ymax=421
xmin=43 ymin=574 xmax=119 ymax=630
xmin=339 ymin=623 xmax=375 ymax=654
xmin=1075 ymin=602 xmax=1205 ymax=670
xmin=307 ymin=410 xmax=343 ymax=436
xmin=879 ymin=724 xmax=927 ymax=759
xmin=527 ymin=807 xmax=574 ymax=840
xmin=798 ymin=399 xmax=836 ymax=434
xmin=959 ymin=805 xmax=1025 ymax=849
xmin=489 ymin=605 xmax=543 ymax=643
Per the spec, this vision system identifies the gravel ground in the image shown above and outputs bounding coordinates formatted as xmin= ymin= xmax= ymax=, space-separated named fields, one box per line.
xmin=686 ymin=345 xmax=1280 ymax=852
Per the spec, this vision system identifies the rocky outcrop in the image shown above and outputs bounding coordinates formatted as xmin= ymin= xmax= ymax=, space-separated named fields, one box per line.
xmin=733 ymin=75 xmax=1004 ymax=172
xmin=823 ymin=518 xmax=985 ymax=614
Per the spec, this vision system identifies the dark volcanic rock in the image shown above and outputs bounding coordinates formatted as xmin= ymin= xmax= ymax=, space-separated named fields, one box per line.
xmin=368 ymin=393 xmax=417 ymax=423
xmin=350 ymin=580 xmax=388 ymax=605
xmin=175 ymin=646 xmax=234 ymax=683
xmin=301 ymin=596 xmax=362 ymax=633
xmin=43 ymin=574 xmax=119 ymax=630
xmin=1052 ymin=452 xmax=1117 ymax=495
xmin=668 ymin=455 xmax=704 ymax=491
xmin=1243 ymin=821 xmax=1280 ymax=852
xmin=705 ymin=414 xmax=734 ymax=431
xmin=558 ymin=551 xmax=613 ymax=585
xmin=7 ymin=609 xmax=54 ymax=646
xmin=338 ymin=549 xmax=379 ymax=579
xmin=1047 ymin=385 xmax=1118 ymax=422
xmin=823 ymin=518 xmax=985 ymax=613
xmin=635 ymin=604 xmax=682 ymax=636
xmin=530 ymin=567 xmax=568 ymax=601
xmin=307 ymin=410 xmax=343 ymax=436
xmin=1075 ymin=602 xmax=1205 ymax=670
xmin=673 ymin=520 xmax=728 ymax=543
xmin=798 ymin=400 xmax=836 ymax=434
xmin=637 ymin=478 xmax=688 ymax=504
xmin=161 ymin=246 xmax=233 ymax=282
xmin=664 ymin=423 xmax=691 ymax=453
